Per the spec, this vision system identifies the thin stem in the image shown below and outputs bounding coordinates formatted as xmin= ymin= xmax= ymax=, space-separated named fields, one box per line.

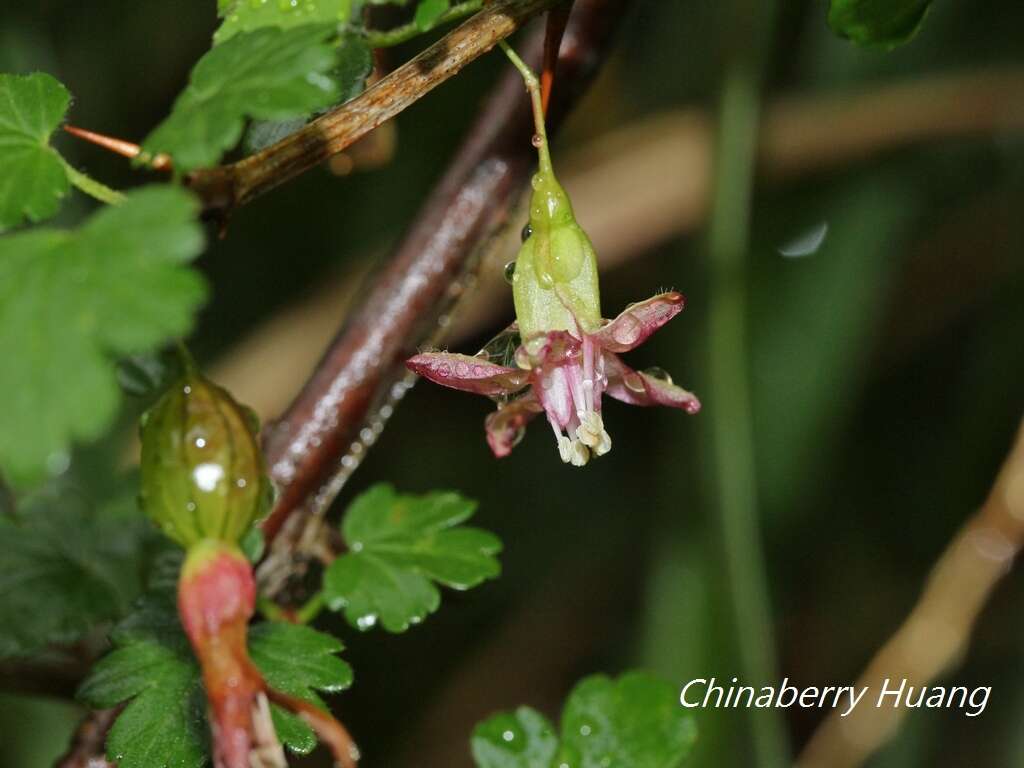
xmin=498 ymin=39 xmax=553 ymax=172
xmin=705 ymin=0 xmax=787 ymax=765
xmin=61 ymin=160 xmax=125 ymax=206
xmin=365 ymin=0 xmax=484 ymax=48
xmin=256 ymin=596 xmax=292 ymax=623
xmin=294 ymin=592 xmax=326 ymax=625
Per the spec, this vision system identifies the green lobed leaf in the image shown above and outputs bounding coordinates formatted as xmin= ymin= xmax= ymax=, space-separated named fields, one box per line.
xmin=142 ymin=24 xmax=341 ymax=172
xmin=323 ymin=483 xmax=501 ymax=632
xmin=472 ymin=673 xmax=696 ymax=768
xmin=0 ymin=72 xmax=70 ymax=231
xmin=0 ymin=186 xmax=206 ymax=486
xmin=471 ymin=708 xmax=559 ymax=768
xmin=215 ymin=0 xmax=356 ymax=43
xmin=249 ymin=622 xmax=354 ymax=755
xmin=80 ymin=640 xmax=209 ymax=768
xmin=0 ymin=488 xmax=150 ymax=659
xmin=414 ymin=0 xmax=450 ymax=30
xmin=556 ymin=673 xmax=696 ymax=768
xmin=80 ymin=591 xmax=352 ymax=767
xmin=828 ymin=0 xmax=933 ymax=48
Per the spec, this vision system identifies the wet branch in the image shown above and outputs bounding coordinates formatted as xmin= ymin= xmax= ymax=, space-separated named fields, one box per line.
xmin=187 ymin=0 xmax=567 ymax=217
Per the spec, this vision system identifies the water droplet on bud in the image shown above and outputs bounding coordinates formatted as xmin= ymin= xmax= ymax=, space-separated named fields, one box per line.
xmin=503 ymin=261 xmax=517 ymax=283
xmin=521 ymin=222 xmax=533 ymax=242
xmin=531 ymin=133 xmax=544 ymax=148
xmin=642 ymin=366 xmax=674 ymax=384
xmin=624 ymin=372 xmax=645 ymax=393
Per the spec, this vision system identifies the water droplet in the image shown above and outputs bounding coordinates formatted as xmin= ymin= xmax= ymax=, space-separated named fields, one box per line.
xmin=778 ymin=221 xmax=829 ymax=258
xmin=192 ymin=462 xmax=224 ymax=492
xmin=348 ymin=744 xmax=362 ymax=762
xmin=502 ymin=730 xmax=515 ymax=742
xmin=356 ymin=614 xmax=377 ymax=630
xmin=504 ymin=261 xmax=517 ymax=283
xmin=531 ymin=174 xmax=543 ymax=190
xmin=194 ymin=437 xmax=206 ymax=449
xmin=624 ymin=372 xmax=645 ymax=393
xmin=611 ymin=312 xmax=642 ymax=346
xmin=579 ymin=724 xmax=592 ymax=736
xmin=642 ymin=366 xmax=673 ymax=384
xmin=45 ymin=451 xmax=71 ymax=476
xmin=531 ymin=133 xmax=544 ymax=148
xmin=521 ymin=222 xmax=533 ymax=242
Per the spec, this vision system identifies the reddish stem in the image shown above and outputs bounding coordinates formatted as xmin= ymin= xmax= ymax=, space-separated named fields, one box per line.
xmin=266 ymin=688 xmax=360 ymax=768
xmin=63 ymin=125 xmax=172 ymax=170
xmin=541 ymin=2 xmax=574 ymax=114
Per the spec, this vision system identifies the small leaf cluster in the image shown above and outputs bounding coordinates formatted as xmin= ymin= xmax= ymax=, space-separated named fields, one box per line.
xmin=323 ymin=483 xmax=502 ymax=632
xmin=472 ymin=672 xmax=697 ymax=768
xmin=0 ymin=70 xmax=208 ymax=487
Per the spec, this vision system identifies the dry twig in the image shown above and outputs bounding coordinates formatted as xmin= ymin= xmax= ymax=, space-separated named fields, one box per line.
xmin=798 ymin=416 xmax=1024 ymax=768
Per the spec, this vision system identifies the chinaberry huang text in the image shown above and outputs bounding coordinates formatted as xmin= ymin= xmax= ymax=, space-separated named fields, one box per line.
xmin=679 ymin=677 xmax=990 ymax=718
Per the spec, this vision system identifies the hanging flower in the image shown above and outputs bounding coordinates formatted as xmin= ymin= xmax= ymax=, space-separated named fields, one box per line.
xmin=407 ymin=41 xmax=699 ymax=466
xmin=408 ymin=291 xmax=699 ymax=466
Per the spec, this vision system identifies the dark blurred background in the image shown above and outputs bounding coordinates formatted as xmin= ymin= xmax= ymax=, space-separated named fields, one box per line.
xmin=1 ymin=1 xmax=1023 ymax=766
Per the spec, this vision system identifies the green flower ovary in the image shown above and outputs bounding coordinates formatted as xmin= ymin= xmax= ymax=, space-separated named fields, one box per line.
xmin=140 ymin=373 xmax=269 ymax=548
xmin=512 ymin=166 xmax=601 ymax=339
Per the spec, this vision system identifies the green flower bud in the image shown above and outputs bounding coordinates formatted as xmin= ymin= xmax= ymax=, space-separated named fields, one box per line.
xmin=140 ymin=372 xmax=270 ymax=548
xmin=512 ymin=166 xmax=602 ymax=338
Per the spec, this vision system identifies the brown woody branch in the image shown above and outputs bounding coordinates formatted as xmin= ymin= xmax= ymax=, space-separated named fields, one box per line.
xmin=187 ymin=0 xmax=567 ymax=216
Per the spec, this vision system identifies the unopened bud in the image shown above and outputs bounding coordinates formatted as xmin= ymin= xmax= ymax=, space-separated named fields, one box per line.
xmin=140 ymin=372 xmax=269 ymax=548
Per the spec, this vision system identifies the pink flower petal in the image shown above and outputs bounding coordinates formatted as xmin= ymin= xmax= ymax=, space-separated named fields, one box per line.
xmin=406 ymin=352 xmax=529 ymax=397
xmin=485 ymin=393 xmax=544 ymax=457
xmin=604 ymin=354 xmax=700 ymax=413
xmin=535 ymin=364 xmax=575 ymax=429
xmin=593 ymin=292 xmax=685 ymax=353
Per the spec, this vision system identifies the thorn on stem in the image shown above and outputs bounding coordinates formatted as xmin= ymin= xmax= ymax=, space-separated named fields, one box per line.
xmin=64 ymin=125 xmax=173 ymax=171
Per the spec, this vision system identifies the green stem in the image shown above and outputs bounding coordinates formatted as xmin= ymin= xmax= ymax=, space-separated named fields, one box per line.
xmin=706 ymin=2 xmax=788 ymax=766
xmin=61 ymin=160 xmax=125 ymax=206
xmin=295 ymin=592 xmax=326 ymax=625
xmin=364 ymin=0 xmax=484 ymax=48
xmin=497 ymin=39 xmax=553 ymax=173
xmin=256 ymin=596 xmax=291 ymax=623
